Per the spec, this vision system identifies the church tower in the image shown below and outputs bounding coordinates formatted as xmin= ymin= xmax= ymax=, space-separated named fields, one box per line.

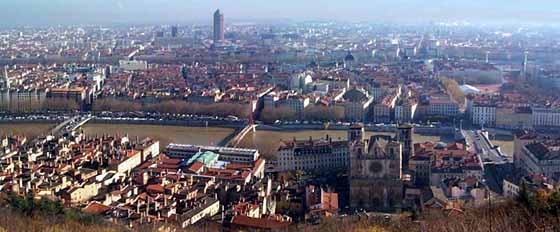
xmin=348 ymin=124 xmax=364 ymax=143
xmin=396 ymin=124 xmax=413 ymax=172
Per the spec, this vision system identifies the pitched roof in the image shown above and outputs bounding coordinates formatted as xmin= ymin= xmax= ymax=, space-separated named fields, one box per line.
xmin=82 ymin=202 xmax=111 ymax=215
xmin=188 ymin=161 xmax=204 ymax=173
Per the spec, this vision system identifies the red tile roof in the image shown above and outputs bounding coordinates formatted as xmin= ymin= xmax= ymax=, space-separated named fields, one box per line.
xmin=188 ymin=161 xmax=204 ymax=173
xmin=82 ymin=202 xmax=111 ymax=215
xmin=321 ymin=191 xmax=338 ymax=210
xmin=146 ymin=184 xmax=164 ymax=194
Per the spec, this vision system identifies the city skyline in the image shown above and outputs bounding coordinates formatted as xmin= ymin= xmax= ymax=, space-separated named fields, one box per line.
xmin=2 ymin=1 xmax=560 ymax=231
xmin=2 ymin=0 xmax=560 ymax=26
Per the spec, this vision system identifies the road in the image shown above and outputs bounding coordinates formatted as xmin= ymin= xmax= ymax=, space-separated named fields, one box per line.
xmin=463 ymin=129 xmax=512 ymax=194
xmin=462 ymin=130 xmax=510 ymax=164
xmin=50 ymin=115 xmax=93 ymax=136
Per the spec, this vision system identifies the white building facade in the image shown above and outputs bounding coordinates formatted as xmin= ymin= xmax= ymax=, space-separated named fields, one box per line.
xmin=532 ymin=107 xmax=560 ymax=128
xmin=274 ymin=138 xmax=349 ymax=172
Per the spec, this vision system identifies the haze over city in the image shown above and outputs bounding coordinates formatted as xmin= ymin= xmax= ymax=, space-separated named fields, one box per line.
xmin=2 ymin=0 xmax=560 ymax=26
xmin=3 ymin=1 xmax=560 ymax=231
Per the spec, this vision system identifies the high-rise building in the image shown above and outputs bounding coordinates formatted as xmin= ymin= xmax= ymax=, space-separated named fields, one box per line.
xmin=171 ymin=26 xmax=178 ymax=37
xmin=213 ymin=9 xmax=224 ymax=42
xmin=523 ymin=51 xmax=529 ymax=79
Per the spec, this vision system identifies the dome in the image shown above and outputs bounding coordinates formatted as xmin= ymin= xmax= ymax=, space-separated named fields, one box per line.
xmin=344 ymin=52 xmax=355 ymax=62
xmin=343 ymin=88 xmax=368 ymax=102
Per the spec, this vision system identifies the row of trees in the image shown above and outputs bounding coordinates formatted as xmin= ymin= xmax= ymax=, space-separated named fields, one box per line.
xmin=520 ymin=186 xmax=560 ymax=216
xmin=259 ymin=105 xmax=345 ymax=124
xmin=259 ymin=106 xmax=298 ymax=124
xmin=1 ymin=192 xmax=101 ymax=224
xmin=0 ymin=192 xmax=132 ymax=232
xmin=304 ymin=105 xmax=344 ymax=121
xmin=92 ymin=98 xmax=251 ymax=118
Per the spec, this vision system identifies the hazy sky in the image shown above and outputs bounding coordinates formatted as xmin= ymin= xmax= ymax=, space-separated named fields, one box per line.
xmin=2 ymin=0 xmax=560 ymax=26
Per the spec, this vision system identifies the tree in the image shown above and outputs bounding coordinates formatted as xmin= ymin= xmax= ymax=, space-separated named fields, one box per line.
xmin=546 ymin=191 xmax=560 ymax=216
xmin=25 ymin=191 xmax=34 ymax=216
xmin=43 ymin=98 xmax=80 ymax=112
xmin=37 ymin=197 xmax=64 ymax=216
xmin=92 ymin=98 xmax=141 ymax=112
xmin=440 ymin=77 xmax=465 ymax=105
xmin=260 ymin=106 xmax=297 ymax=124
xmin=304 ymin=105 xmax=344 ymax=121
xmin=6 ymin=192 xmax=31 ymax=214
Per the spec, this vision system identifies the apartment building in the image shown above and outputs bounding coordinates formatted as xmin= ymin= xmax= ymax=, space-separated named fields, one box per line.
xmin=275 ymin=136 xmax=349 ymax=172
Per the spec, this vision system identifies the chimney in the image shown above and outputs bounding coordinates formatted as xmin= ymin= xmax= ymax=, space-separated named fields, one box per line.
xmin=161 ymin=176 xmax=167 ymax=186
xmin=146 ymin=197 xmax=150 ymax=215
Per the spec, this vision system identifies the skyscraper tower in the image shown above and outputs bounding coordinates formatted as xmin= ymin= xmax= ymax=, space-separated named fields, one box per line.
xmin=171 ymin=26 xmax=178 ymax=37
xmin=523 ymin=51 xmax=529 ymax=79
xmin=213 ymin=9 xmax=225 ymax=42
